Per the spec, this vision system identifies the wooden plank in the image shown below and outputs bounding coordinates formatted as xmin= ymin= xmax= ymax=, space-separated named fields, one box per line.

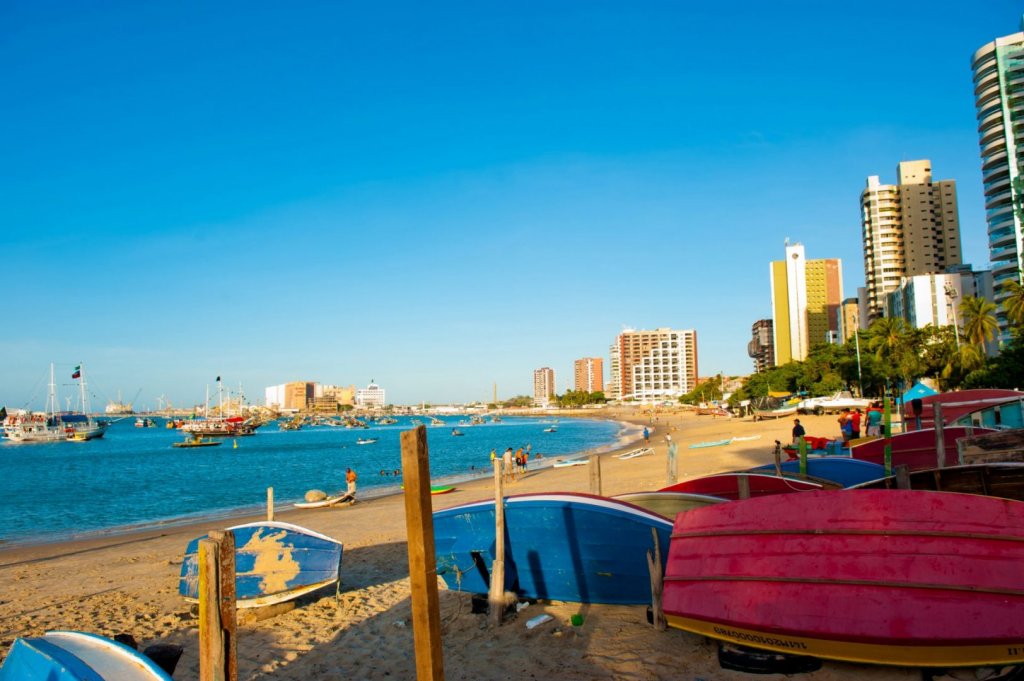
xmin=198 ymin=538 xmax=225 ymax=681
xmin=489 ymin=458 xmax=505 ymax=627
xmin=589 ymin=454 xmax=602 ymax=496
xmin=736 ymin=475 xmax=751 ymax=500
xmin=647 ymin=527 xmax=666 ymax=631
xmin=209 ymin=530 xmax=237 ymax=681
xmin=266 ymin=487 xmax=274 ymax=522
xmin=400 ymin=425 xmax=445 ymax=681
xmin=894 ymin=465 xmax=911 ymax=490
xmin=934 ymin=403 xmax=946 ymax=469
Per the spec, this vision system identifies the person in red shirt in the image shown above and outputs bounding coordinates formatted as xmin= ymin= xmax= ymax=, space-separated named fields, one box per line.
xmin=850 ymin=410 xmax=862 ymax=440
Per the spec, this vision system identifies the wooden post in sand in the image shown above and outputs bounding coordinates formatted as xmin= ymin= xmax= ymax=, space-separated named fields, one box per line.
xmin=589 ymin=454 xmax=602 ymax=496
xmin=208 ymin=530 xmax=237 ymax=681
xmin=489 ymin=458 xmax=506 ymax=627
xmin=894 ymin=465 xmax=911 ymax=490
xmin=266 ymin=487 xmax=274 ymax=522
xmin=646 ymin=527 xmax=667 ymax=631
xmin=400 ymin=426 xmax=445 ymax=681
xmin=736 ymin=474 xmax=751 ymax=500
xmin=666 ymin=441 xmax=678 ymax=486
xmin=934 ymin=402 xmax=946 ymax=469
xmin=198 ymin=537 xmax=229 ymax=681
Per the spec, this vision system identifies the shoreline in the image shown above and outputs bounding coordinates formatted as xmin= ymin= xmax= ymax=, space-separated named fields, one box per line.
xmin=0 ymin=417 xmax=643 ymax=553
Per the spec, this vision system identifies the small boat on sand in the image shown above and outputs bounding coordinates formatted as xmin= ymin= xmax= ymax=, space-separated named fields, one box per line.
xmin=748 ymin=458 xmax=888 ymax=488
xmin=612 ymin=491 xmax=726 ymax=518
xmin=849 ymin=462 xmax=1024 ymax=501
xmin=849 ymin=426 xmax=997 ymax=470
xmin=433 ymin=493 xmax=671 ymax=604
xmin=0 ymin=631 xmax=173 ymax=680
xmin=179 ymin=521 xmax=343 ymax=608
xmin=660 ymin=472 xmax=836 ymax=500
xmin=689 ymin=438 xmax=731 ymax=449
xmin=663 ymin=489 xmax=1024 ymax=667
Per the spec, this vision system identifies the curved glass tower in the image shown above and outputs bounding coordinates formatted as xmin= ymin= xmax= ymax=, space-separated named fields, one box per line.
xmin=972 ymin=20 xmax=1024 ymax=338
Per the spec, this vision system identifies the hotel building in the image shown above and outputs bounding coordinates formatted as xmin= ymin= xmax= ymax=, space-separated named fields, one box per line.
xmin=972 ymin=21 xmax=1024 ymax=339
xmin=747 ymin=319 xmax=775 ymax=373
xmin=355 ymin=382 xmax=386 ymax=409
xmin=886 ymin=267 xmax=995 ymax=339
xmin=533 ymin=368 xmax=556 ymax=407
xmin=608 ymin=328 xmax=698 ymax=403
xmin=265 ymin=382 xmax=315 ymax=411
xmin=573 ymin=357 xmax=604 ymax=393
xmin=770 ymin=242 xmax=843 ymax=365
xmin=860 ymin=160 xmax=962 ymax=322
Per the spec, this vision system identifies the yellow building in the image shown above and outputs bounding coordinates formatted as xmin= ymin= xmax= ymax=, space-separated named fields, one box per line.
xmin=770 ymin=242 xmax=843 ymax=365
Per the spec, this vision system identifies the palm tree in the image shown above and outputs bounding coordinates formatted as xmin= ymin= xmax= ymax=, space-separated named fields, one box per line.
xmin=1001 ymin=279 xmax=1024 ymax=327
xmin=960 ymin=296 xmax=998 ymax=347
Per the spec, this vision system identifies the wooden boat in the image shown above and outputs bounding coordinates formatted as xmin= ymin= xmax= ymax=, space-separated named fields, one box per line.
xmin=429 ymin=485 xmax=456 ymax=495
xmin=552 ymin=458 xmax=588 ymax=468
xmin=902 ymin=389 xmax=1024 ymax=431
xmin=689 ymin=438 xmax=731 ymax=449
xmin=848 ymin=463 xmax=1024 ymax=501
xmin=954 ymin=397 xmax=1024 ymax=431
xmin=957 ymin=428 xmax=1024 ymax=465
xmin=616 ymin=447 xmax=653 ymax=460
xmin=849 ymin=426 xmax=997 ymax=471
xmin=171 ymin=435 xmax=221 ymax=448
xmin=293 ymin=492 xmax=354 ymax=508
xmin=433 ymin=493 xmax=672 ymax=604
xmin=659 ymin=472 xmax=836 ymax=500
xmin=179 ymin=521 xmax=343 ymax=608
xmin=747 ymin=458 xmax=888 ymax=488
xmin=663 ymin=489 xmax=1024 ymax=667
xmin=612 ymin=491 xmax=727 ymax=518
xmin=752 ymin=405 xmax=798 ymax=421
xmin=0 ymin=631 xmax=172 ymax=680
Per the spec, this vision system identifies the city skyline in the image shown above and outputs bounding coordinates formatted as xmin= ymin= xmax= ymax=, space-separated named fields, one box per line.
xmin=1 ymin=3 xmax=1018 ymax=407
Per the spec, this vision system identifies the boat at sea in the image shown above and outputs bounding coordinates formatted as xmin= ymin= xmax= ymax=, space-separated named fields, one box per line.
xmin=428 ymin=416 xmax=445 ymax=426
xmin=2 ymin=363 xmax=108 ymax=443
xmin=356 ymin=437 xmax=378 ymax=445
xmin=663 ymin=489 xmax=1024 ymax=667
xmin=135 ymin=416 xmax=157 ymax=428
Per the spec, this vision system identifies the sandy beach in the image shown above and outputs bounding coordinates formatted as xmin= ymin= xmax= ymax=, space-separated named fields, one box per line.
xmin=0 ymin=409 xmax=919 ymax=680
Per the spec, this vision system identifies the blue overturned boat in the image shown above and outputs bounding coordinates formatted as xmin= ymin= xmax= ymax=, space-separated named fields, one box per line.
xmin=748 ymin=458 xmax=888 ymax=488
xmin=179 ymin=521 xmax=343 ymax=608
xmin=433 ymin=492 xmax=672 ymax=604
xmin=0 ymin=631 xmax=171 ymax=680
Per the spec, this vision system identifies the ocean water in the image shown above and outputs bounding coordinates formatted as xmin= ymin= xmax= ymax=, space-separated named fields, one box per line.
xmin=0 ymin=415 xmax=629 ymax=546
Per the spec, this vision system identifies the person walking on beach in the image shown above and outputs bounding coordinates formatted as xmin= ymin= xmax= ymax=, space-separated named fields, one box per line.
xmin=643 ymin=426 xmax=650 ymax=446
xmin=345 ymin=467 xmax=358 ymax=505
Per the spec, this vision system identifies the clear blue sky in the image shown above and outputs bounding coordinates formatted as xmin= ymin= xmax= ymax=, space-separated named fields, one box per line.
xmin=1 ymin=2 xmax=1020 ymax=408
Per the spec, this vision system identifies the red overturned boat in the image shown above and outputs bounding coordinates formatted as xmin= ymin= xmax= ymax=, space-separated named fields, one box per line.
xmin=849 ymin=426 xmax=996 ymax=471
xmin=659 ymin=472 xmax=836 ymax=500
xmin=663 ymin=490 xmax=1024 ymax=667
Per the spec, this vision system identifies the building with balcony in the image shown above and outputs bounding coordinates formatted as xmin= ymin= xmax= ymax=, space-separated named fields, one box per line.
xmin=770 ymin=242 xmax=843 ymax=365
xmin=747 ymin=319 xmax=775 ymax=373
xmin=885 ymin=268 xmax=994 ymax=344
xmin=861 ymin=160 xmax=962 ymax=322
xmin=972 ymin=20 xmax=1024 ymax=341
xmin=573 ymin=357 xmax=604 ymax=393
xmin=533 ymin=367 xmax=555 ymax=407
xmin=609 ymin=328 xmax=698 ymax=403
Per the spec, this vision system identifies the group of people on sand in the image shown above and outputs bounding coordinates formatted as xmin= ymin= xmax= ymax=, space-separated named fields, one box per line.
xmin=490 ymin=444 xmax=538 ymax=482
xmin=837 ymin=405 xmax=885 ymax=443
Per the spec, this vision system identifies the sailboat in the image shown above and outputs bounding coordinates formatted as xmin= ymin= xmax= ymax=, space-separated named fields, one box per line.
xmin=2 ymin=363 xmax=108 ymax=443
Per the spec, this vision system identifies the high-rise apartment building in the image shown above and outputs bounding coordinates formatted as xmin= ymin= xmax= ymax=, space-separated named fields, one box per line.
xmin=747 ymin=319 xmax=775 ymax=373
xmin=860 ymin=160 xmax=961 ymax=321
xmin=608 ymin=328 xmax=698 ymax=403
xmin=533 ymin=368 xmax=555 ymax=407
xmin=839 ymin=298 xmax=860 ymax=342
xmin=972 ymin=21 xmax=1024 ymax=339
xmin=770 ymin=242 xmax=843 ymax=365
xmin=573 ymin=357 xmax=604 ymax=393
xmin=355 ymin=381 xmax=386 ymax=409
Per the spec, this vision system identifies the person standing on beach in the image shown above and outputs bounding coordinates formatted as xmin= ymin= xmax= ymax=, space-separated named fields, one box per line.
xmin=502 ymin=447 xmax=513 ymax=483
xmin=643 ymin=426 xmax=650 ymax=445
xmin=791 ymin=419 xmax=805 ymax=445
xmin=345 ymin=467 xmax=358 ymax=505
